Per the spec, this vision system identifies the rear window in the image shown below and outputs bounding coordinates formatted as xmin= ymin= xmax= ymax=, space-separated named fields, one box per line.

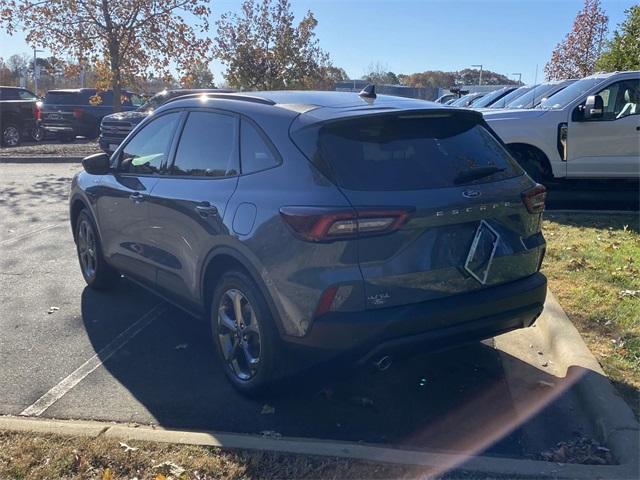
xmin=44 ymin=92 xmax=81 ymax=105
xmin=292 ymin=114 xmax=522 ymax=191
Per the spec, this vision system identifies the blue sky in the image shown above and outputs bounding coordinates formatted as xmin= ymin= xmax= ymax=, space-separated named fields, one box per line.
xmin=0 ymin=0 xmax=636 ymax=84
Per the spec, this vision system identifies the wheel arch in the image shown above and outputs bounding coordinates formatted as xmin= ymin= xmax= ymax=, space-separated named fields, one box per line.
xmin=200 ymin=246 xmax=287 ymax=337
xmin=506 ymin=142 xmax=556 ymax=179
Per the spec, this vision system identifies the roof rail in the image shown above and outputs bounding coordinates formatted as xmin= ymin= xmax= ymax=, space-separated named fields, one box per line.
xmin=162 ymin=92 xmax=276 ymax=106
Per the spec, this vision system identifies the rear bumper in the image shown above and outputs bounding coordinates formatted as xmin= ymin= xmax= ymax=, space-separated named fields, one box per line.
xmin=284 ymin=272 xmax=547 ymax=362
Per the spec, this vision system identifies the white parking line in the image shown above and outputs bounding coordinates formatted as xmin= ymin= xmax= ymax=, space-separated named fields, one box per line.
xmin=0 ymin=224 xmax=63 ymax=245
xmin=20 ymin=304 xmax=166 ymax=417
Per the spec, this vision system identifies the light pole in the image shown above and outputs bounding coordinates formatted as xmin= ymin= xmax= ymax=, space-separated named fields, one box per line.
xmin=471 ymin=64 xmax=483 ymax=86
xmin=512 ymin=72 xmax=522 ymax=85
xmin=33 ymin=47 xmax=43 ymax=94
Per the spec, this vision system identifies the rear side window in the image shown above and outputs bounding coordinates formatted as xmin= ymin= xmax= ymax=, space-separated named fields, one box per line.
xmin=240 ymin=119 xmax=280 ymax=174
xmin=171 ymin=111 xmax=239 ymax=177
xmin=292 ymin=114 xmax=522 ymax=191
xmin=119 ymin=112 xmax=181 ymax=174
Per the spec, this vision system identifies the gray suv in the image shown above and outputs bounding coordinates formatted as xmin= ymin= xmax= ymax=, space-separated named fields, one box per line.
xmin=70 ymin=90 xmax=548 ymax=394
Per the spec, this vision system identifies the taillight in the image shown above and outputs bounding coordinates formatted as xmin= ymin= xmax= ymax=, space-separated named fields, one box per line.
xmin=279 ymin=206 xmax=412 ymax=242
xmin=522 ymin=183 xmax=547 ymax=214
xmin=314 ymin=285 xmax=339 ymax=318
xmin=35 ymin=101 xmax=42 ymax=121
xmin=73 ymin=108 xmax=84 ymax=119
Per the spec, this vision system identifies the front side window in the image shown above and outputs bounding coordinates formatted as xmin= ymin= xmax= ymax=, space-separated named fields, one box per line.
xmin=170 ymin=111 xmax=239 ymax=177
xmin=119 ymin=112 xmax=181 ymax=174
xmin=594 ymin=80 xmax=639 ymax=120
xmin=240 ymin=119 xmax=280 ymax=174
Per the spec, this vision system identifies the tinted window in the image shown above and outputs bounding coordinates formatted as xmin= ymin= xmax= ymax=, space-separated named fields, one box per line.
xmin=18 ymin=89 xmax=38 ymax=100
xmin=44 ymin=91 xmax=80 ymax=105
xmin=1 ymin=89 xmax=19 ymax=100
xmin=292 ymin=114 xmax=521 ymax=191
xmin=119 ymin=112 xmax=181 ymax=174
xmin=540 ymin=77 xmax=607 ymax=110
xmin=171 ymin=111 xmax=239 ymax=177
xmin=240 ymin=120 xmax=279 ymax=174
xmin=489 ymin=86 xmax=533 ymax=109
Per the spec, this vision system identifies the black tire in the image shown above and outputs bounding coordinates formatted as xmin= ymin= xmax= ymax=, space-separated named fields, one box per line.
xmin=2 ymin=122 xmax=21 ymax=147
xmin=59 ymin=133 xmax=75 ymax=143
xmin=75 ymin=210 xmax=119 ymax=289
xmin=509 ymin=145 xmax=551 ymax=183
xmin=210 ymin=270 xmax=280 ymax=396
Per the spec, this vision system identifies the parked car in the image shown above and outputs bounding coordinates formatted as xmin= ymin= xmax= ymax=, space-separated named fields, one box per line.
xmin=471 ymin=86 xmax=518 ymax=109
xmin=434 ymin=93 xmax=457 ymax=104
xmin=0 ymin=86 xmax=40 ymax=146
xmin=450 ymin=92 xmax=486 ymax=107
xmin=99 ymin=88 xmax=234 ymax=153
xmin=40 ymin=88 xmax=142 ymax=142
xmin=484 ymin=71 xmax=639 ymax=181
xmin=485 ymin=85 xmax=537 ymax=109
xmin=70 ymin=90 xmax=548 ymax=394
xmin=504 ymin=79 xmax=576 ymax=109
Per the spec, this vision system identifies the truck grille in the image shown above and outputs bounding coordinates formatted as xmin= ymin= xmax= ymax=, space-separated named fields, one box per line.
xmin=101 ymin=120 xmax=132 ymax=137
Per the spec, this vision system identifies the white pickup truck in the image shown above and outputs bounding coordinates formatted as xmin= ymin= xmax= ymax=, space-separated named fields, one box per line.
xmin=483 ymin=71 xmax=639 ymax=181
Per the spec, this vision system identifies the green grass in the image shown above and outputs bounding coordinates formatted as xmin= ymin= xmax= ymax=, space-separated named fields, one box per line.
xmin=541 ymin=212 xmax=640 ymax=416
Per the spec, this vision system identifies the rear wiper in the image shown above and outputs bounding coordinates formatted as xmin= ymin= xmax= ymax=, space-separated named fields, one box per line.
xmin=454 ymin=166 xmax=505 ymax=185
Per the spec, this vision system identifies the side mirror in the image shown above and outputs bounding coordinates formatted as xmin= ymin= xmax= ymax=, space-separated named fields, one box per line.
xmin=82 ymin=152 xmax=111 ymax=175
xmin=583 ymin=94 xmax=604 ymax=120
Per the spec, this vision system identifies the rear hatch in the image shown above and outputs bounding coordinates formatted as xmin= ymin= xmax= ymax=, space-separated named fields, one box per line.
xmin=41 ymin=91 xmax=80 ymax=128
xmin=291 ymin=109 xmax=546 ymax=310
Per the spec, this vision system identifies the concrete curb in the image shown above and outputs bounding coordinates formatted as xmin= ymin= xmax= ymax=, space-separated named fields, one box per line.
xmin=537 ymin=291 xmax=640 ymax=469
xmin=0 ymin=415 xmax=636 ymax=479
xmin=0 ymin=156 xmax=84 ymax=163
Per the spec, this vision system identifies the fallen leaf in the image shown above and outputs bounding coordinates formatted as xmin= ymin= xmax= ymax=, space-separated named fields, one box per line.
xmin=47 ymin=306 xmax=59 ymax=314
xmin=102 ymin=468 xmax=113 ymax=480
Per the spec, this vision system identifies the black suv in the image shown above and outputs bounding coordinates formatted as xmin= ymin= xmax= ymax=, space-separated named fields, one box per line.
xmin=41 ymin=88 xmax=142 ymax=142
xmin=99 ymin=88 xmax=234 ymax=153
xmin=0 ymin=86 xmax=40 ymax=146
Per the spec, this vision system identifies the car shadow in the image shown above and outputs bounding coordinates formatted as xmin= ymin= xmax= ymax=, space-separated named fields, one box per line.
xmin=545 ymin=179 xmax=639 ymax=211
xmin=79 ymin=282 xmax=604 ymax=461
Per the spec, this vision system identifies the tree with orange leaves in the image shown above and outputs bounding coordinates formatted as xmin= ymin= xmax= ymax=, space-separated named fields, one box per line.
xmin=1 ymin=1 xmax=212 ymax=111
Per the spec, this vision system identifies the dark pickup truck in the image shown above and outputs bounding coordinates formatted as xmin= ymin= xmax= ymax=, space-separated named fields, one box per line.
xmin=98 ymin=88 xmax=233 ymax=153
xmin=41 ymin=89 xmax=142 ymax=142
xmin=0 ymin=86 xmax=40 ymax=146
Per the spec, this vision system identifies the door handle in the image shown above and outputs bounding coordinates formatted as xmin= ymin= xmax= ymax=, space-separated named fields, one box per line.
xmin=195 ymin=202 xmax=218 ymax=217
xmin=129 ymin=192 xmax=146 ymax=203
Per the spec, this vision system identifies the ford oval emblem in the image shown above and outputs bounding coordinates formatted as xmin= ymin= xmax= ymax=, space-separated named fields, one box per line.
xmin=462 ymin=189 xmax=481 ymax=199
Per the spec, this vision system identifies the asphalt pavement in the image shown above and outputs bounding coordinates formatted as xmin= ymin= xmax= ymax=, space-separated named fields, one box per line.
xmin=0 ymin=162 xmax=627 ymax=461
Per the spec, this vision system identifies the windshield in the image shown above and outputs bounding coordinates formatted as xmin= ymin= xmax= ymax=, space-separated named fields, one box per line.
xmin=488 ymin=85 xmax=533 ymax=109
xmin=138 ymin=91 xmax=171 ymax=112
xmin=472 ymin=88 xmax=513 ymax=108
xmin=539 ymin=77 xmax=608 ymax=110
xmin=506 ymin=83 xmax=563 ymax=109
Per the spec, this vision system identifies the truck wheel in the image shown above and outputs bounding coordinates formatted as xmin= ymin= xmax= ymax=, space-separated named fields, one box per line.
xmin=508 ymin=145 xmax=552 ymax=183
xmin=2 ymin=123 xmax=21 ymax=147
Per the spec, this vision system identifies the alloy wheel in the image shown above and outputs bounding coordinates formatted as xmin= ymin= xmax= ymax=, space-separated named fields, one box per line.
xmin=217 ymin=288 xmax=262 ymax=381
xmin=3 ymin=126 xmax=19 ymax=146
xmin=77 ymin=219 xmax=97 ymax=280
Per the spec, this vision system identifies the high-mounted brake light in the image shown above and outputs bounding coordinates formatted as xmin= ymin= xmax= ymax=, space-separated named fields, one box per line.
xmin=279 ymin=206 xmax=412 ymax=242
xmin=522 ymin=184 xmax=547 ymax=214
